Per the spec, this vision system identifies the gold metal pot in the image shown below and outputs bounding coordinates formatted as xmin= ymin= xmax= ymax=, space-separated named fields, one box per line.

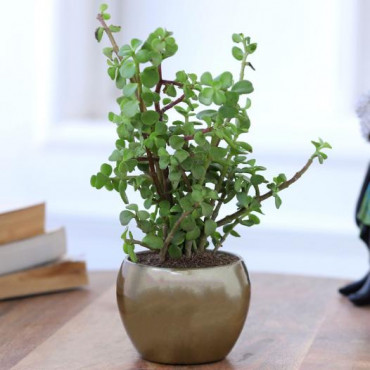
xmin=116 ymin=251 xmax=251 ymax=365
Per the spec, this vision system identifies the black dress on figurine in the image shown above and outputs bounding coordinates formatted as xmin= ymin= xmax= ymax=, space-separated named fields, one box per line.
xmin=339 ymin=165 xmax=370 ymax=306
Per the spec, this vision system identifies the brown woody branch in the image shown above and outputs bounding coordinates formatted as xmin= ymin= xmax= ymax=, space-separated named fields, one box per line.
xmin=161 ymin=94 xmax=185 ymax=114
xmin=162 ymin=80 xmax=183 ymax=87
xmin=184 ymin=127 xmax=213 ymax=141
xmin=159 ymin=203 xmax=199 ymax=262
xmin=216 ymin=157 xmax=314 ymax=227
xmin=96 ymin=14 xmax=122 ymax=60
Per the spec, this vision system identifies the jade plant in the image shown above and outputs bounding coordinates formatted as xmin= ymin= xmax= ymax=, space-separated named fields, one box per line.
xmin=91 ymin=4 xmax=331 ymax=262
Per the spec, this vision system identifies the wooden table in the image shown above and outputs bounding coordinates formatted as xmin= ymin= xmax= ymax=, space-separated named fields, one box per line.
xmin=1 ymin=271 xmax=369 ymax=369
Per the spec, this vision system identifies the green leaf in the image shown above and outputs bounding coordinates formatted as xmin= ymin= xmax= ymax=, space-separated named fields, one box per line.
xmin=181 ymin=216 xmax=196 ymax=231
xmin=119 ymin=181 xmax=128 ymax=203
xmin=213 ymin=90 xmax=226 ymax=105
xmin=100 ymin=163 xmax=112 ymax=176
xmin=186 ymin=226 xmax=201 ymax=241
xmin=168 ymin=245 xmax=182 ymax=259
xmin=136 ymin=50 xmax=151 ymax=63
xmin=95 ymin=172 xmax=109 ymax=189
xmin=204 ymin=219 xmax=217 ymax=236
xmin=95 ymin=27 xmax=104 ymax=42
xmin=200 ymin=202 xmax=213 ymax=217
xmin=230 ymin=230 xmax=241 ymax=237
xmin=169 ymin=135 xmax=185 ymax=150
xmin=171 ymin=231 xmax=185 ymax=246
xmin=191 ymin=189 xmax=203 ymax=203
xmin=200 ymin=72 xmax=213 ymax=86
xmin=210 ymin=147 xmax=228 ymax=160
xmin=196 ymin=110 xmax=218 ymax=121
xmin=120 ymin=210 xmax=135 ymax=226
xmin=164 ymin=84 xmax=177 ymax=97
xmin=249 ymin=214 xmax=260 ymax=224
xmin=141 ymin=66 xmax=160 ymax=88
xmin=174 ymin=149 xmax=189 ymax=163
xmin=122 ymin=83 xmax=138 ymax=97
xmin=137 ymin=210 xmax=150 ymax=220
xmin=131 ymin=38 xmax=142 ymax=50
xmin=159 ymin=200 xmax=171 ymax=217
xmin=122 ymin=100 xmax=139 ymax=117
xmin=109 ymin=149 xmax=122 ymax=161
xmin=155 ymin=121 xmax=167 ymax=135
xmin=141 ymin=110 xmax=159 ymax=125
xmin=275 ymin=195 xmax=282 ymax=209
xmin=126 ymin=243 xmax=138 ymax=263
xmin=102 ymin=13 xmax=111 ymax=20
xmin=90 ymin=175 xmax=96 ymax=187
xmin=218 ymin=72 xmax=233 ymax=89
xmin=232 ymin=46 xmax=244 ymax=61
xmin=119 ymin=44 xmax=132 ymax=57
xmin=194 ymin=132 xmax=207 ymax=146
xmin=191 ymin=164 xmax=206 ymax=180
xmin=232 ymin=33 xmax=242 ymax=43
xmin=120 ymin=60 xmax=136 ymax=79
xmin=232 ymin=80 xmax=254 ymax=94
xmin=179 ymin=197 xmax=193 ymax=212
xmin=176 ymin=70 xmax=187 ymax=83
xmin=199 ymin=88 xmax=214 ymax=105
xmin=100 ymin=3 xmax=108 ymax=12
xmin=109 ymin=25 xmax=121 ymax=33
xmin=237 ymin=141 xmax=253 ymax=152
xmin=126 ymin=204 xmax=139 ymax=212
xmin=219 ymin=105 xmax=238 ymax=119
xmin=107 ymin=67 xmax=116 ymax=80
xmin=142 ymin=234 xmax=163 ymax=249
xmin=103 ymin=47 xmax=113 ymax=59
xmin=246 ymin=43 xmax=257 ymax=54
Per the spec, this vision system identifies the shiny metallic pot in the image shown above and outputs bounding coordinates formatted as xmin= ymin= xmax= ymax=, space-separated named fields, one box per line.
xmin=116 ymin=251 xmax=251 ymax=365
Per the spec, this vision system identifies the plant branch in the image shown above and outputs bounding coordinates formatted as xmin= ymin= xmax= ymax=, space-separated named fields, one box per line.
xmin=159 ymin=203 xmax=199 ymax=262
xmin=146 ymin=148 xmax=165 ymax=199
xmin=130 ymin=239 xmax=155 ymax=250
xmin=136 ymin=156 xmax=159 ymax=162
xmin=184 ymin=127 xmax=213 ymax=141
xmin=180 ymin=167 xmax=192 ymax=192
xmin=155 ymin=65 xmax=162 ymax=115
xmin=96 ymin=14 xmax=122 ymax=61
xmin=216 ymin=157 xmax=314 ymax=227
xmin=214 ymin=219 xmax=240 ymax=253
xmin=162 ymin=80 xmax=183 ymax=87
xmin=161 ymin=94 xmax=185 ymax=114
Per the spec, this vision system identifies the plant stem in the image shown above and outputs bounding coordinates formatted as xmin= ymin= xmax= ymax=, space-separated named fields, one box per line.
xmin=161 ymin=94 xmax=185 ymax=114
xmin=239 ymin=40 xmax=249 ymax=81
xmin=183 ymin=127 xmax=213 ymax=141
xmin=130 ymin=239 xmax=155 ymax=250
xmin=162 ymin=80 xmax=183 ymax=87
xmin=159 ymin=203 xmax=199 ymax=262
xmin=96 ymin=14 xmax=122 ymax=61
xmin=214 ymin=219 xmax=240 ymax=253
xmin=216 ymin=157 xmax=314 ymax=227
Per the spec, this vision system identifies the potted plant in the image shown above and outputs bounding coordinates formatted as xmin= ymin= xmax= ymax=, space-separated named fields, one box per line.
xmin=91 ymin=4 xmax=331 ymax=365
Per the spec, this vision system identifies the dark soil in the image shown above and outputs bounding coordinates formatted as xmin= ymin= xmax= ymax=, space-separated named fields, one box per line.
xmin=135 ymin=251 xmax=240 ymax=269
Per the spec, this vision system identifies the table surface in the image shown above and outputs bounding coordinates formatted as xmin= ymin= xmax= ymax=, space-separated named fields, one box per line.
xmin=1 ymin=271 xmax=369 ymax=370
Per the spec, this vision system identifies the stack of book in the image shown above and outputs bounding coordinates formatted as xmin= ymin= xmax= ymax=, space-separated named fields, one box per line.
xmin=0 ymin=203 xmax=88 ymax=300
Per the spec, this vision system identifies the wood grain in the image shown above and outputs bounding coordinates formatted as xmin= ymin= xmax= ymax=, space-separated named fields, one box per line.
xmin=0 ymin=260 xmax=88 ymax=300
xmin=1 ymin=272 xmax=369 ymax=370
xmin=0 ymin=203 xmax=45 ymax=245
xmin=0 ymin=272 xmax=113 ymax=369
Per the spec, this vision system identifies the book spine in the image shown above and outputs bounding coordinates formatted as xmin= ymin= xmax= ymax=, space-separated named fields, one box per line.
xmin=0 ymin=228 xmax=67 ymax=275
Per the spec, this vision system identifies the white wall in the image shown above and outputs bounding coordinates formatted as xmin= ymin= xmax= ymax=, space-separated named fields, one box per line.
xmin=0 ymin=0 xmax=368 ymax=255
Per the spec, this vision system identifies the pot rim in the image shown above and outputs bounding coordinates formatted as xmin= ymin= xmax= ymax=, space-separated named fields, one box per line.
xmin=123 ymin=250 xmax=245 ymax=271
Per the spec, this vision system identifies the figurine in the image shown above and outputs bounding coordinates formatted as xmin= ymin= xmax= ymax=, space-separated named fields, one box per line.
xmin=339 ymin=93 xmax=370 ymax=306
